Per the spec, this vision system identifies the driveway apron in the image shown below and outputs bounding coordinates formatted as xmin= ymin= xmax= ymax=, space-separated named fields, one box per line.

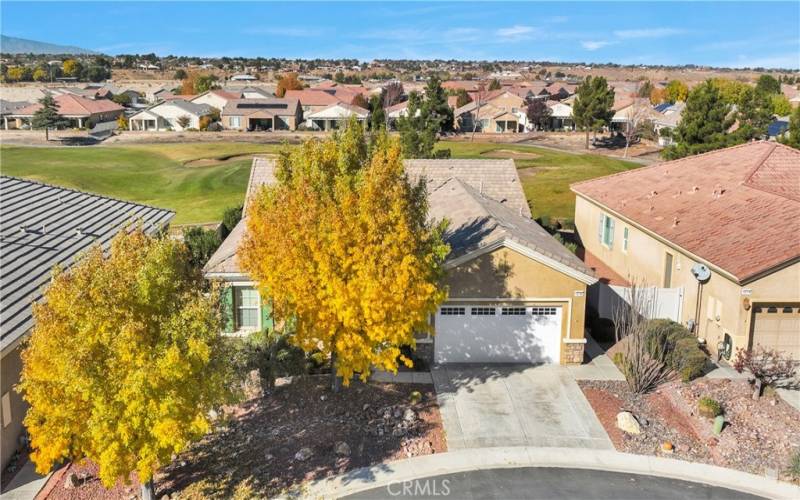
xmin=432 ymin=364 xmax=613 ymax=450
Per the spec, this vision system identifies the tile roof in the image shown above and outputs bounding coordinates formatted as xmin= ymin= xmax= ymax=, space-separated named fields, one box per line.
xmin=306 ymin=102 xmax=369 ymax=119
xmin=405 ymin=159 xmax=531 ymax=218
xmin=284 ymin=89 xmax=342 ymax=106
xmin=0 ymin=177 xmax=174 ymax=351
xmin=205 ymin=158 xmax=537 ymax=275
xmin=14 ymin=94 xmax=124 ymax=117
xmin=429 ymin=178 xmax=594 ymax=280
xmin=571 ymin=142 xmax=800 ymax=283
xmin=220 ymin=98 xmax=300 ymax=117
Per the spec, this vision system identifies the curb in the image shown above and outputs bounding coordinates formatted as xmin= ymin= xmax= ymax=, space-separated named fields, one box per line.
xmin=283 ymin=447 xmax=800 ymax=499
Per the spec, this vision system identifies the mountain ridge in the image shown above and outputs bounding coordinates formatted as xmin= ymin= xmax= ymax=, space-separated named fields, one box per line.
xmin=1 ymin=35 xmax=98 ymax=55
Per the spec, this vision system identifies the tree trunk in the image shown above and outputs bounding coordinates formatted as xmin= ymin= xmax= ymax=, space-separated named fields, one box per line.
xmin=330 ymin=349 xmax=342 ymax=393
xmin=623 ymin=138 xmax=630 ymax=158
xmin=141 ymin=478 xmax=155 ymax=500
xmin=585 ymin=129 xmax=590 ymax=149
xmin=45 ymin=127 xmax=49 ymax=141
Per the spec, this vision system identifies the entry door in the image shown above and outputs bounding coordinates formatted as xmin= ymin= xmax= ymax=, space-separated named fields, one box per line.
xmin=434 ymin=304 xmax=563 ymax=364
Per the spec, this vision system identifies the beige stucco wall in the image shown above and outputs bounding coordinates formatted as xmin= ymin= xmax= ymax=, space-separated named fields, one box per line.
xmin=443 ymin=246 xmax=587 ymax=364
xmin=1 ymin=344 xmax=27 ymax=470
xmin=575 ymin=194 xmax=800 ymax=357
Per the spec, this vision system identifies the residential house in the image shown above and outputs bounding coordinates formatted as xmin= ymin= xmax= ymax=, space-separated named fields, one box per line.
xmin=191 ymin=89 xmax=241 ymax=111
xmin=653 ymin=101 xmax=685 ymax=146
xmin=0 ymin=177 xmax=174 ymax=471
xmin=547 ymin=101 xmax=575 ymax=130
xmin=231 ymin=74 xmax=258 ymax=81
xmin=205 ymin=158 xmax=596 ymax=366
xmin=767 ymin=116 xmax=790 ymax=140
xmin=284 ymin=89 xmax=341 ymax=115
xmin=610 ymin=98 xmax=664 ymax=132
xmin=305 ymin=102 xmax=369 ymax=130
xmin=11 ymin=94 xmax=124 ymax=129
xmin=220 ymin=98 xmax=302 ymax=131
xmin=454 ymin=90 xmax=527 ymax=133
xmin=128 ymin=99 xmax=213 ymax=131
xmin=571 ymin=142 xmax=800 ymax=361
xmin=0 ymin=100 xmax=32 ymax=130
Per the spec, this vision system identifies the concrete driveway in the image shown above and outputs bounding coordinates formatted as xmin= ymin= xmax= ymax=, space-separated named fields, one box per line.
xmin=432 ymin=364 xmax=613 ymax=450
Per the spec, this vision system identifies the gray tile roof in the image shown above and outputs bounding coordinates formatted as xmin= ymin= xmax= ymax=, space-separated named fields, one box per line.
xmin=221 ymin=98 xmax=300 ymax=118
xmin=405 ymin=159 xmax=531 ymax=218
xmin=429 ymin=178 xmax=594 ymax=279
xmin=0 ymin=177 xmax=174 ymax=351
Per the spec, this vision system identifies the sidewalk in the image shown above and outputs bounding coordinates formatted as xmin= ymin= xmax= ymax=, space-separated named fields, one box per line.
xmin=566 ymin=335 xmax=625 ymax=381
xmin=287 ymin=446 xmax=800 ymax=499
xmin=1 ymin=459 xmax=51 ymax=500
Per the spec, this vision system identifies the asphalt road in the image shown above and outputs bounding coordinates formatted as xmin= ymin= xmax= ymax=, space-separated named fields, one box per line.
xmin=344 ymin=467 xmax=765 ymax=500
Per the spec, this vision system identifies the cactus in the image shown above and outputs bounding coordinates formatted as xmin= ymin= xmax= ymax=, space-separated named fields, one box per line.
xmin=698 ymin=396 xmax=722 ymax=418
xmin=713 ymin=415 xmax=725 ymax=435
xmin=409 ymin=390 xmax=422 ymax=404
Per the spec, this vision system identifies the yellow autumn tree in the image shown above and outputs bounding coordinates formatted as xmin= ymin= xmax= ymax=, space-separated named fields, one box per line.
xmin=239 ymin=118 xmax=449 ymax=389
xmin=19 ymin=229 xmax=235 ymax=495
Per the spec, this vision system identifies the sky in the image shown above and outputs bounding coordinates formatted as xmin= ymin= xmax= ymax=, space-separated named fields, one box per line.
xmin=1 ymin=1 xmax=799 ymax=69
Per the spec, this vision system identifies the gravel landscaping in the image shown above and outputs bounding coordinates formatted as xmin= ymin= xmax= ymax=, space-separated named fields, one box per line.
xmin=36 ymin=377 xmax=445 ymax=499
xmin=580 ymin=378 xmax=800 ymax=483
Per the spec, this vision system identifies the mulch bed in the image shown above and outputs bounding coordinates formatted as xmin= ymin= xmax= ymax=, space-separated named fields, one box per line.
xmin=39 ymin=377 xmax=445 ymax=499
xmin=580 ymin=378 xmax=800 ymax=482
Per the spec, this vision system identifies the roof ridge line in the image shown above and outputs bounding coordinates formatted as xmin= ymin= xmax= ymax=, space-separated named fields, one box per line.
xmin=742 ymin=142 xmax=778 ymax=186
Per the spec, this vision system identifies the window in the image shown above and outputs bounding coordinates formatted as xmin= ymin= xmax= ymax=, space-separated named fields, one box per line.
xmin=471 ymin=307 xmax=496 ymax=316
xmin=531 ymin=307 xmax=558 ymax=316
xmin=622 ymin=227 xmax=629 ymax=252
xmin=663 ymin=252 xmax=674 ymax=288
xmin=235 ymin=287 xmax=260 ymax=331
xmin=229 ymin=116 xmax=241 ymax=128
xmin=1 ymin=392 xmax=10 ymax=428
xmin=440 ymin=306 xmax=465 ymax=316
xmin=599 ymin=214 xmax=615 ymax=248
xmin=501 ymin=307 xmax=527 ymax=315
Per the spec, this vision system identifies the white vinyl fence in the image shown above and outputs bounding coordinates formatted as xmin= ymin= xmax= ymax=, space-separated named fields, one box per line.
xmin=589 ymin=283 xmax=683 ymax=322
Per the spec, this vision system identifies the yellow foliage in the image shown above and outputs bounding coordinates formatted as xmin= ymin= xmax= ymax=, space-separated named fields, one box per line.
xmin=19 ymin=229 xmax=235 ymax=487
xmin=239 ymin=119 xmax=448 ymax=385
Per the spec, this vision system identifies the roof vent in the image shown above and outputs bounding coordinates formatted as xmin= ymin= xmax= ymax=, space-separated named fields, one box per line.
xmin=691 ymin=186 xmax=699 ymax=193
xmin=672 ymin=217 xmax=680 ymax=227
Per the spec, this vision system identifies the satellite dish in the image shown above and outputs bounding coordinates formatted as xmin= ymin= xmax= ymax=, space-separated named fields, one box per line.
xmin=691 ymin=263 xmax=711 ymax=283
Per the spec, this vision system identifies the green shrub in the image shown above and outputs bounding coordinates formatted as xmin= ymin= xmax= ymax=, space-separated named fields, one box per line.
xmin=645 ymin=319 xmax=707 ymax=382
xmin=698 ymin=396 xmax=722 ymax=418
xmin=612 ymin=351 xmax=625 ymax=369
xmin=788 ymin=449 xmax=800 ymax=479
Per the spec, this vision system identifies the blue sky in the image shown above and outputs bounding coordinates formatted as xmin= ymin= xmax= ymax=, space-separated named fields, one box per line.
xmin=2 ymin=1 xmax=799 ymax=68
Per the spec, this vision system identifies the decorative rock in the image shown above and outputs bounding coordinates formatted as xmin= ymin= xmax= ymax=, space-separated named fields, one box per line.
xmin=264 ymin=453 xmax=274 ymax=461
xmin=334 ymin=441 xmax=351 ymax=457
xmin=362 ymin=404 xmax=370 ymax=412
xmin=616 ymin=411 xmax=642 ymax=435
xmin=660 ymin=441 xmax=674 ymax=453
xmin=294 ymin=447 xmax=313 ymax=461
xmin=64 ymin=472 xmax=79 ymax=489
xmin=409 ymin=391 xmax=423 ymax=404
xmin=403 ymin=408 xmax=417 ymax=423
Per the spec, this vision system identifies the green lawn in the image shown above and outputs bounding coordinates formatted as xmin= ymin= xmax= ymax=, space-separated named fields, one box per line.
xmin=439 ymin=141 xmax=639 ymax=220
xmin=0 ymin=143 xmax=281 ymax=224
xmin=0 ymin=140 xmax=638 ymax=225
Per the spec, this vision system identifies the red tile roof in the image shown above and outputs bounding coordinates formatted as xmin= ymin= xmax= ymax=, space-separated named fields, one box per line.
xmin=571 ymin=142 xmax=800 ymax=283
xmin=14 ymin=94 xmax=124 ymax=117
xmin=284 ymin=89 xmax=341 ymax=106
xmin=577 ymin=248 xmax=630 ymax=286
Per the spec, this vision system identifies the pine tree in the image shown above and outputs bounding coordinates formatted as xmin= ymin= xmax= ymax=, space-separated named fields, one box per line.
xmin=31 ymin=95 xmax=69 ymax=140
xmin=572 ymin=76 xmax=615 ymax=149
xmin=662 ymin=80 xmax=736 ymax=160
xmin=779 ymin=106 xmax=800 ymax=150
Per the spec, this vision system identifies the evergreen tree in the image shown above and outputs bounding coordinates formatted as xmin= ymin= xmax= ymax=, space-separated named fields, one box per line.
xmin=369 ymin=93 xmax=386 ymax=130
xmin=755 ymin=74 xmax=781 ymax=95
xmin=488 ymin=78 xmax=501 ymax=91
xmin=455 ymin=88 xmax=472 ymax=108
xmin=397 ymin=91 xmax=440 ymax=158
xmin=662 ymin=80 xmax=736 ymax=160
xmin=735 ymin=88 xmax=773 ymax=141
xmin=572 ymin=76 xmax=615 ymax=149
xmin=778 ymin=105 xmax=800 ymax=150
xmin=31 ymin=95 xmax=69 ymax=140
xmin=422 ymin=75 xmax=454 ymax=132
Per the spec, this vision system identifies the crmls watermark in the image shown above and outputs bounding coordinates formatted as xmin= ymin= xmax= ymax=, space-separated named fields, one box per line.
xmin=386 ymin=478 xmax=452 ymax=497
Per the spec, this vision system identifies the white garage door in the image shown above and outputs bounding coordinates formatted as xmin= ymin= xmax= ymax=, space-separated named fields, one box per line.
xmin=434 ymin=304 xmax=563 ymax=364
xmin=752 ymin=304 xmax=800 ymax=361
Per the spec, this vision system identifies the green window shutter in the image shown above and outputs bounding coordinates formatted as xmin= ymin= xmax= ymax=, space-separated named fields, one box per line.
xmin=608 ymin=218 xmax=615 ymax=249
xmin=598 ymin=214 xmax=605 ymax=242
xmin=222 ymin=285 xmax=235 ymax=333
xmin=260 ymin=298 xmax=274 ymax=333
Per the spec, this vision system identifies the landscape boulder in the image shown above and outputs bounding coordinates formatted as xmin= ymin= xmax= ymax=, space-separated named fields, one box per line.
xmin=616 ymin=411 xmax=642 ymax=435
xmin=294 ymin=447 xmax=313 ymax=461
xmin=334 ymin=441 xmax=351 ymax=457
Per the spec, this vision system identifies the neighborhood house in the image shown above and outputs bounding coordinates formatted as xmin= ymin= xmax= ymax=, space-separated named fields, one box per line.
xmin=572 ymin=142 xmax=800 ymax=362
xmin=221 ymin=98 xmax=302 ymax=131
xmin=128 ymin=100 xmax=213 ymax=131
xmin=205 ymin=157 xmax=596 ymax=366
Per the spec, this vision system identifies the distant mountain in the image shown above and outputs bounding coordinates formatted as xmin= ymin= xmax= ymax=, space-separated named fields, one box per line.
xmin=0 ymin=35 xmax=98 ymax=55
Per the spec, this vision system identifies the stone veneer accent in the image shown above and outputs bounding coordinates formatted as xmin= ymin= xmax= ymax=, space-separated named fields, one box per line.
xmin=564 ymin=342 xmax=585 ymax=365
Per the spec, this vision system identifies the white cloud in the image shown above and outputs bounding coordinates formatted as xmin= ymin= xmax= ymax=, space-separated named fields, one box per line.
xmin=496 ymin=25 xmax=539 ymax=40
xmin=613 ymin=28 xmax=684 ymax=39
xmin=581 ymin=40 xmax=614 ymax=51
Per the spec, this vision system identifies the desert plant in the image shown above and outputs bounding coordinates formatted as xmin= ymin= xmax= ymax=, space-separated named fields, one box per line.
xmin=713 ymin=415 xmax=725 ymax=436
xmin=613 ymin=281 xmax=672 ymax=394
xmin=698 ymin=396 xmax=722 ymax=418
xmin=788 ymin=449 xmax=800 ymax=480
xmin=645 ymin=319 xmax=707 ymax=382
xmin=733 ymin=346 xmax=798 ymax=394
